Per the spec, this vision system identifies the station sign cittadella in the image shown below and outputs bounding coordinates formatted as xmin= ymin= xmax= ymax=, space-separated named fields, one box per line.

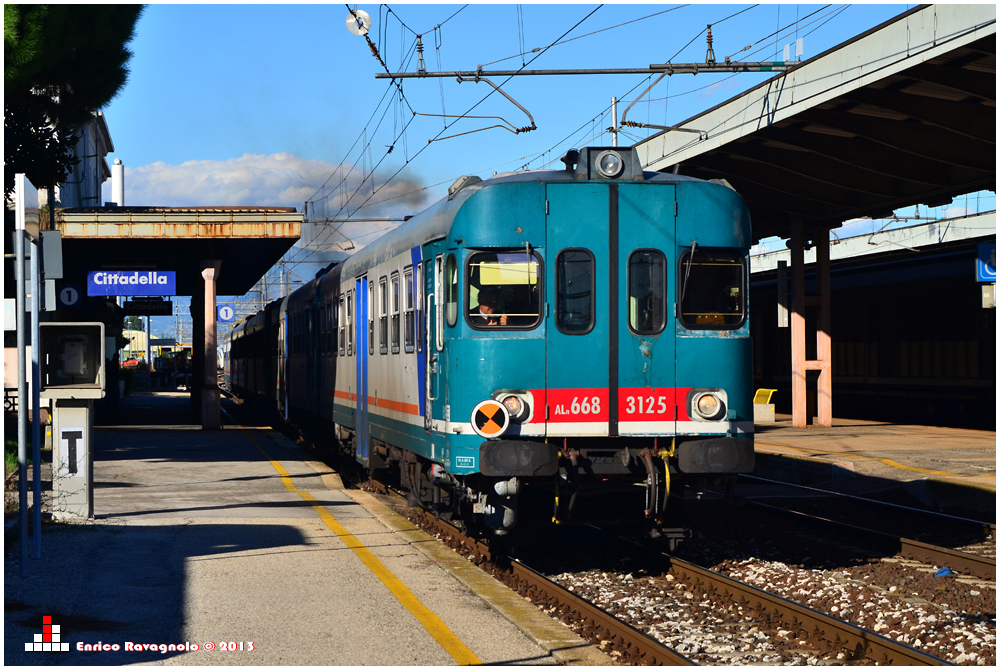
xmin=87 ymin=271 xmax=177 ymax=297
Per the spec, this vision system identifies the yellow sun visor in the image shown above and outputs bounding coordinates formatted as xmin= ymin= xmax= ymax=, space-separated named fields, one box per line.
xmin=478 ymin=254 xmax=538 ymax=285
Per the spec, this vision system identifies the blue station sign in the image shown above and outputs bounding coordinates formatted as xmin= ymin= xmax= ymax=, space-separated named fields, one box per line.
xmin=976 ymin=242 xmax=996 ymax=283
xmin=87 ymin=270 xmax=177 ymax=297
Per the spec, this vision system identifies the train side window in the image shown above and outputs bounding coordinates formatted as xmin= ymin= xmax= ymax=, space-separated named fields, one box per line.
xmin=332 ymin=299 xmax=338 ymax=357
xmin=379 ymin=277 xmax=388 ymax=355
xmin=415 ymin=263 xmax=423 ymax=353
xmin=403 ymin=266 xmax=415 ymax=353
xmin=368 ymin=282 xmax=374 ymax=356
xmin=347 ymin=290 xmax=354 ymax=356
xmin=445 ymin=254 xmax=460 ymax=327
xmin=627 ymin=249 xmax=666 ymax=335
xmin=435 ymin=255 xmax=444 ymax=350
xmin=556 ymin=249 xmax=595 ymax=335
xmin=327 ymin=299 xmax=334 ymax=354
xmin=678 ymin=249 xmax=746 ymax=330
xmin=391 ymin=272 xmax=400 ymax=354
xmin=339 ymin=295 xmax=346 ymax=356
xmin=320 ymin=301 xmax=327 ymax=355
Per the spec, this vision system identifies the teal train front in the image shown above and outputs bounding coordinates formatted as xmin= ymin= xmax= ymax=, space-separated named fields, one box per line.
xmin=228 ymin=146 xmax=753 ymax=546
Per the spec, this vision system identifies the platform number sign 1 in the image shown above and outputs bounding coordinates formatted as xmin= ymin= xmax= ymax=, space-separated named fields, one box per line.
xmin=56 ymin=284 xmax=82 ymax=309
xmin=218 ymin=304 xmax=236 ymax=323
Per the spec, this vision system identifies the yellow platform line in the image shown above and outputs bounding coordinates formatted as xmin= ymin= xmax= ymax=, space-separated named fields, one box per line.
xmin=240 ymin=428 xmax=481 ymax=666
xmin=756 ymin=441 xmax=997 ymax=482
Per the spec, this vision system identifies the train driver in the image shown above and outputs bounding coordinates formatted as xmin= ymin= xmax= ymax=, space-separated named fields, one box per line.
xmin=470 ymin=287 xmax=508 ymax=326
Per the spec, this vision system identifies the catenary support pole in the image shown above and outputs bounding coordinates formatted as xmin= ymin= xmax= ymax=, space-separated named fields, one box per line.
xmin=611 ymin=97 xmax=618 ymax=147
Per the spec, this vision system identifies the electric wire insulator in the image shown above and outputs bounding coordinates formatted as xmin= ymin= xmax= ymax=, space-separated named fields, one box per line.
xmin=705 ymin=24 xmax=716 ymax=65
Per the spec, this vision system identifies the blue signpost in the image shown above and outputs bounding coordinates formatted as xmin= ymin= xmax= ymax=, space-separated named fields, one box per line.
xmin=218 ymin=304 xmax=236 ymax=322
xmin=976 ymin=242 xmax=996 ymax=283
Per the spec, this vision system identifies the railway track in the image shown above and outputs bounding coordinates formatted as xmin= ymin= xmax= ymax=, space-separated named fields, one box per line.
xmin=731 ymin=476 xmax=996 ymax=580
xmin=370 ymin=481 xmax=695 ymax=665
xmin=372 ymin=482 xmax=952 ymax=666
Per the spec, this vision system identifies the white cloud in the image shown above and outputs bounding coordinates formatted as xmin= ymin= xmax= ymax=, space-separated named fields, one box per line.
xmin=116 ymin=153 xmax=427 ymax=216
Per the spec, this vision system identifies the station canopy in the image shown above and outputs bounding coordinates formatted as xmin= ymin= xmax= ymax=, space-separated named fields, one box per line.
xmin=56 ymin=206 xmax=301 ymax=296
xmin=634 ymin=5 xmax=996 ymax=243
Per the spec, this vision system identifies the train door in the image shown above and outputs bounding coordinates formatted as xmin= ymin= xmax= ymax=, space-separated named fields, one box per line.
xmin=545 ymin=182 xmax=676 ymax=438
xmin=425 ymin=250 xmax=445 ymax=434
xmin=355 ymin=277 xmax=370 ymax=466
xmin=616 ymin=183 xmax=677 ymax=437
xmin=544 ymin=183 xmax=611 ymax=436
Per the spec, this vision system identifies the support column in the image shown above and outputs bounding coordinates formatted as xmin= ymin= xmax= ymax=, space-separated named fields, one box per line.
xmin=201 ymin=261 xmax=222 ymax=430
xmin=815 ymin=228 xmax=833 ymax=427
xmin=789 ymin=218 xmax=808 ymax=428
xmin=190 ymin=286 xmax=205 ymax=416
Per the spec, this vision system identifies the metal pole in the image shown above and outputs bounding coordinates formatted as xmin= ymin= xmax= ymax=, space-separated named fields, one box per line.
xmin=146 ymin=315 xmax=152 ymax=390
xmin=374 ymin=62 xmax=790 ymax=79
xmin=611 ymin=97 xmax=618 ymax=147
xmin=15 ymin=224 xmax=28 ymax=576
xmin=30 ymin=235 xmax=42 ymax=558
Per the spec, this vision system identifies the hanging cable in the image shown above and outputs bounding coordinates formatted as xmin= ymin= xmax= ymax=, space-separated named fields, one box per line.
xmin=297 ymin=5 xmax=604 ymax=264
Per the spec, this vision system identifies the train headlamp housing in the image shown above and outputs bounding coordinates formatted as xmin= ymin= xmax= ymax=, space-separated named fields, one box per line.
xmin=688 ymin=389 xmax=728 ymax=421
xmin=575 ymin=146 xmax=645 ymax=181
xmin=596 ymin=150 xmax=624 ymax=178
xmin=492 ymin=390 xmax=531 ymax=423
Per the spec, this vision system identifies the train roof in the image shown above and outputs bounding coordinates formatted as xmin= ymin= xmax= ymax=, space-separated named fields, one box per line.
xmin=336 ymin=164 xmax=711 ymax=280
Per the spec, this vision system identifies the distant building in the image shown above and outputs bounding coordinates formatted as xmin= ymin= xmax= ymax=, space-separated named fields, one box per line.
xmin=39 ymin=110 xmax=115 ymax=210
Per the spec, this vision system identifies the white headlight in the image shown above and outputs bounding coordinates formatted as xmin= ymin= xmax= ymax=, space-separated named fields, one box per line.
xmin=596 ymin=150 xmax=624 ymax=178
xmin=697 ymin=394 xmax=720 ymax=417
xmin=692 ymin=392 xmax=726 ymax=420
xmin=502 ymin=395 xmax=524 ymax=416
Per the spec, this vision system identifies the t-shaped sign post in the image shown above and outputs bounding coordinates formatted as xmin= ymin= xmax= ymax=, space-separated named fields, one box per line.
xmin=39 ymin=323 xmax=105 ymax=520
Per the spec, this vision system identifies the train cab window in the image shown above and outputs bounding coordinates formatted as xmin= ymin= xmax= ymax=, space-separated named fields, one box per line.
xmin=379 ymin=277 xmax=388 ymax=354
xmin=678 ymin=249 xmax=746 ymax=329
xmin=467 ymin=251 xmax=542 ymax=329
xmin=368 ymin=282 xmax=375 ymax=356
xmin=445 ymin=254 xmax=459 ymax=327
xmin=338 ymin=295 xmax=346 ymax=356
xmin=403 ymin=266 xmax=415 ymax=353
xmin=628 ymin=249 xmax=666 ymax=335
xmin=391 ymin=272 xmax=400 ymax=354
xmin=556 ymin=249 xmax=595 ymax=334
xmin=347 ymin=290 xmax=353 ymax=356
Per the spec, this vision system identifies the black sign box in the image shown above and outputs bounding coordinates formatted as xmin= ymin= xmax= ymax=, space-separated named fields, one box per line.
xmin=123 ymin=299 xmax=173 ymax=316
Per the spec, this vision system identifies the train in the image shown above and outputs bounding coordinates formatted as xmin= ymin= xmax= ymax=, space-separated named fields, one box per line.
xmin=227 ymin=146 xmax=754 ymax=544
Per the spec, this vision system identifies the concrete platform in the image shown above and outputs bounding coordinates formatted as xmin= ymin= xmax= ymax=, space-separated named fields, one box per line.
xmin=5 ymin=392 xmax=610 ymax=666
xmin=752 ymin=415 xmax=996 ymax=519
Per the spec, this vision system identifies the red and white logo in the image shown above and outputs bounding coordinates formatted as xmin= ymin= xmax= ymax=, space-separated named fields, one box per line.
xmin=25 ymin=615 xmax=70 ymax=652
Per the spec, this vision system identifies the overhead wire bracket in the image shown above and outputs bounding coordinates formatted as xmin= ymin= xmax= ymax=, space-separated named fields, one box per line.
xmin=418 ymin=76 xmax=537 ymax=143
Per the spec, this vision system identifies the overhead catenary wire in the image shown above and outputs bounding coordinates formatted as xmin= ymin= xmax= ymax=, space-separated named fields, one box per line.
xmin=478 ymin=5 xmax=688 ymax=70
xmin=297 ymin=5 xmax=605 ymax=265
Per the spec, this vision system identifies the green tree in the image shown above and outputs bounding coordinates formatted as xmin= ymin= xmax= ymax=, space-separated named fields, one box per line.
xmin=124 ymin=315 xmax=143 ymax=331
xmin=4 ymin=4 xmax=144 ymax=198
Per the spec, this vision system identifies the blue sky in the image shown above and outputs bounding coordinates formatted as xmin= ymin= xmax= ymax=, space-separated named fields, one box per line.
xmin=100 ymin=3 xmax=992 ymax=339
xmin=106 ymin=3 xmax=914 ymax=210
